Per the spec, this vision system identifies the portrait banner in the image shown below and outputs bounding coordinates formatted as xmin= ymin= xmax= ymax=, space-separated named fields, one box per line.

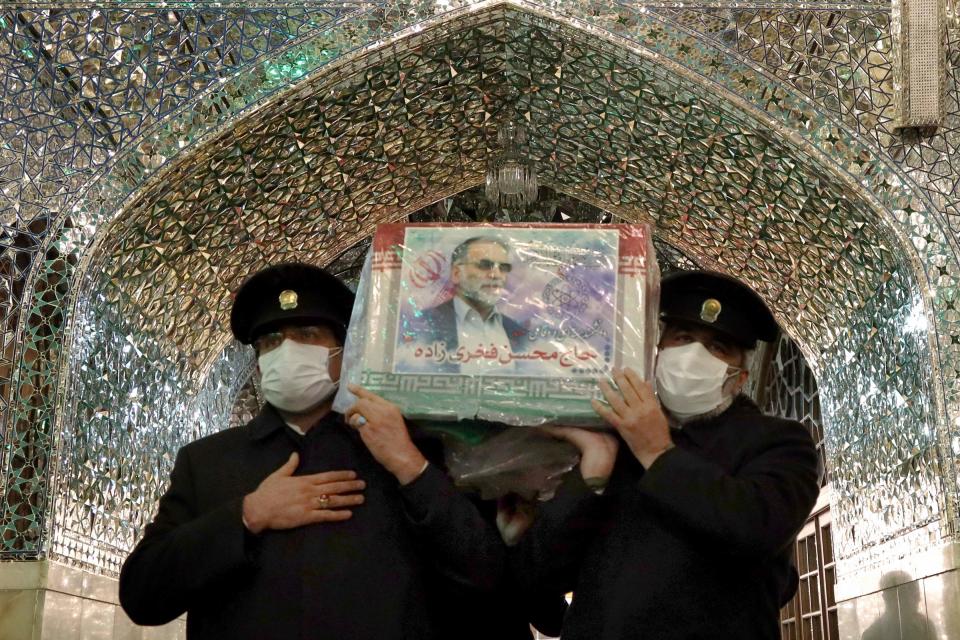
xmin=335 ymin=223 xmax=659 ymax=427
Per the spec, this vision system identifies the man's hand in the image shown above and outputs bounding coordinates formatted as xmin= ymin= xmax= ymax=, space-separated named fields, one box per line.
xmin=346 ymin=384 xmax=428 ymax=485
xmin=540 ymin=426 xmax=619 ymax=484
xmin=242 ymin=453 xmax=365 ymax=535
xmin=496 ymin=494 xmax=537 ymax=545
xmin=592 ymin=367 xmax=673 ymax=469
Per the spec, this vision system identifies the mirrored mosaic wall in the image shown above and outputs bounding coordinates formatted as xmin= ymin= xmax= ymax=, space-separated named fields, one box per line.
xmin=820 ymin=276 xmax=943 ymax=559
xmin=80 ymin=8 xmax=913 ymax=373
xmin=1 ymin=3 xmax=363 ymax=556
xmin=0 ymin=2 xmax=958 ymax=588
xmin=51 ymin=271 xmax=259 ymax=570
xmin=757 ymin=333 xmax=827 ymax=488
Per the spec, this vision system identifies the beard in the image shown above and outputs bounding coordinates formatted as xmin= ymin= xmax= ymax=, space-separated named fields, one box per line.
xmin=462 ymin=283 xmax=503 ymax=308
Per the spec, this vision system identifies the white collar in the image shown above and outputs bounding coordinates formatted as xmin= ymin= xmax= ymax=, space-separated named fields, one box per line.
xmin=285 ymin=422 xmax=307 ymax=436
xmin=453 ymin=295 xmax=500 ymax=323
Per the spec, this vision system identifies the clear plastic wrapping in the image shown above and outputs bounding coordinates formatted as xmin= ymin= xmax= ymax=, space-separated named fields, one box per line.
xmin=335 ymin=222 xmax=659 ymax=426
xmin=436 ymin=424 xmax=581 ymax=501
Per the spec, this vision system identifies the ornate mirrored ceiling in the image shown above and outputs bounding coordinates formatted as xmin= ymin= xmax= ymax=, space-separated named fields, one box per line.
xmin=83 ymin=6 xmax=909 ymax=373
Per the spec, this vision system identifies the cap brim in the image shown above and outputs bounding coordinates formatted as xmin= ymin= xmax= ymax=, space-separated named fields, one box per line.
xmin=247 ymin=312 xmax=347 ymax=344
xmin=659 ymin=313 xmax=759 ymax=349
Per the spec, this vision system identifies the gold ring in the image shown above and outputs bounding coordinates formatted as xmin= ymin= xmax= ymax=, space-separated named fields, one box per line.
xmin=316 ymin=494 xmax=330 ymax=510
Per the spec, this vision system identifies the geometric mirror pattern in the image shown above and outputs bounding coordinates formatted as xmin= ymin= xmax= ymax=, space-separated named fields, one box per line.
xmin=1 ymin=3 xmax=359 ymax=558
xmin=758 ymin=332 xmax=828 ymax=488
xmin=0 ymin=3 xmax=958 ymax=593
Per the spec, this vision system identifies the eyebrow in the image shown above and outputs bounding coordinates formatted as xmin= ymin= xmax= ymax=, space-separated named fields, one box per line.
xmin=665 ymin=325 xmax=734 ymax=349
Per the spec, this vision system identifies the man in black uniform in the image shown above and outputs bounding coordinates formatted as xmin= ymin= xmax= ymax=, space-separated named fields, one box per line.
xmin=119 ymin=263 xmax=527 ymax=639
xmin=520 ymin=270 xmax=820 ymax=640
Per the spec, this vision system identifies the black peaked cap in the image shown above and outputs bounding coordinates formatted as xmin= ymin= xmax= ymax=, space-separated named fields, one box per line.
xmin=659 ymin=270 xmax=778 ymax=348
xmin=230 ymin=262 xmax=355 ymax=345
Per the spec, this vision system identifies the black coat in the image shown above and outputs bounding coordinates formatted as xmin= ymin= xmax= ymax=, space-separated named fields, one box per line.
xmin=516 ymin=396 xmax=820 ymax=640
xmin=120 ymin=406 xmax=535 ymax=640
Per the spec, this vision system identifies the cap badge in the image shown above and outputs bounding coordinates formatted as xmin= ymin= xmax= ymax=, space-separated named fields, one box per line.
xmin=700 ymin=298 xmax=722 ymax=323
xmin=279 ymin=290 xmax=298 ymax=311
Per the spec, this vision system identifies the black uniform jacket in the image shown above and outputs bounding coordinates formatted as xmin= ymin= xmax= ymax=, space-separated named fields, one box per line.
xmin=120 ymin=406 xmax=532 ymax=640
xmin=515 ymin=396 xmax=820 ymax=640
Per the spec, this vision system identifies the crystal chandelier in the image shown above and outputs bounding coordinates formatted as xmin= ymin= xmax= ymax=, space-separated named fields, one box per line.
xmin=485 ymin=122 xmax=539 ymax=213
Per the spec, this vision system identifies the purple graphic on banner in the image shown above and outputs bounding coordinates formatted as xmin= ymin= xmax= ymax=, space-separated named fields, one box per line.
xmin=395 ymin=227 xmax=619 ymax=377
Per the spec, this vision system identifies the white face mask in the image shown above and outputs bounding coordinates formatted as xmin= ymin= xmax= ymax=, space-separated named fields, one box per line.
xmin=655 ymin=342 xmax=741 ymax=420
xmin=258 ymin=339 xmax=341 ymax=414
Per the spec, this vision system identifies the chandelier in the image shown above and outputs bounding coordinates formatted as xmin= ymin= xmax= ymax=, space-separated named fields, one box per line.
xmin=485 ymin=122 xmax=539 ymax=213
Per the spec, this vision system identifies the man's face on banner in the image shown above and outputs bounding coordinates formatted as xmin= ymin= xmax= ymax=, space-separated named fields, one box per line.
xmin=452 ymin=240 xmax=512 ymax=309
